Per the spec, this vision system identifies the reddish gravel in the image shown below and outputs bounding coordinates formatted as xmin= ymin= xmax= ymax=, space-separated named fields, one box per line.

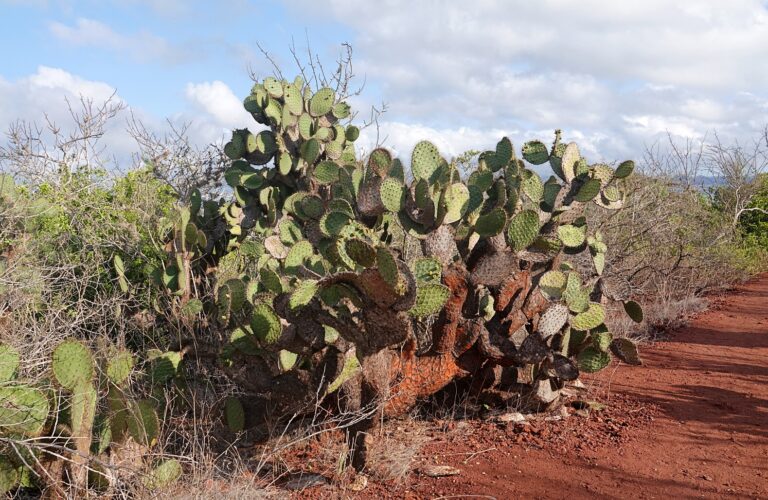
xmin=394 ymin=274 xmax=768 ymax=499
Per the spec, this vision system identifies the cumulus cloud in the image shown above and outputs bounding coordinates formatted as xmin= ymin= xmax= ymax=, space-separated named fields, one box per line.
xmin=49 ymin=18 xmax=194 ymax=64
xmin=184 ymin=81 xmax=252 ymax=129
xmin=285 ymin=0 xmax=768 ymax=160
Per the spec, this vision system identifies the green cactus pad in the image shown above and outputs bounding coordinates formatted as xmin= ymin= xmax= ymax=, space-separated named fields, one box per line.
xmin=577 ymin=347 xmax=611 ymax=373
xmin=0 ymin=345 xmax=20 ymax=382
xmin=538 ymin=303 xmax=569 ymax=338
xmin=313 ymin=161 xmax=340 ymax=184
xmin=127 ymin=399 xmax=160 ymax=447
xmin=409 ymin=283 xmax=450 ymax=317
xmin=263 ymin=77 xmax=283 ymax=98
xmin=506 ymin=210 xmax=539 ymax=252
xmin=52 ymin=340 xmax=94 ymax=390
xmin=474 ymin=208 xmax=507 ymax=237
xmin=0 ymin=385 xmax=50 ymax=436
xmin=592 ymin=164 xmax=614 ymax=185
xmin=278 ymin=218 xmax=303 ymax=245
xmin=319 ymin=211 xmax=350 ymax=237
xmin=468 ymin=170 xmax=494 ymax=191
xmin=283 ymin=83 xmax=304 ymax=115
xmin=299 ymin=195 xmax=325 ymax=220
xmin=345 ymin=125 xmax=360 ymax=142
xmin=220 ymin=278 xmax=246 ymax=312
xmin=326 ymin=353 xmax=361 ymax=394
xmin=623 ymin=300 xmax=644 ymax=323
xmin=106 ymin=350 xmax=134 ymax=386
xmin=495 ymin=137 xmax=513 ymax=165
xmin=522 ymin=140 xmax=549 ymax=165
xmin=277 ymin=350 xmax=297 ymax=372
xmin=224 ymin=397 xmax=245 ymax=433
xmin=560 ymin=142 xmax=580 ymax=182
xmin=379 ymin=177 xmax=406 ymax=212
xmin=610 ymin=338 xmax=642 ymax=365
xmin=592 ymin=251 xmax=605 ymax=275
xmin=376 ymin=247 xmax=406 ymax=295
xmin=570 ymin=303 xmax=606 ymax=331
xmin=369 ymin=148 xmax=392 ymax=176
xmin=557 ymin=225 xmax=586 ymax=248
xmin=521 ymin=170 xmax=544 ymax=202
xmin=143 ymin=459 xmax=182 ymax=490
xmin=592 ymin=331 xmax=613 ymax=352
xmin=575 ymin=178 xmax=601 ymax=202
xmin=539 ymin=270 xmax=567 ymax=300
xmin=411 ymin=141 xmax=441 ymax=182
xmin=298 ymin=113 xmax=314 ymax=140
xmin=411 ymin=257 xmax=442 ymax=283
xmin=441 ymin=183 xmax=469 ymax=224
xmin=614 ymin=160 xmax=635 ymax=179
xmin=345 ymin=239 xmax=377 ymax=268
xmin=309 ymin=88 xmax=335 ymax=117
xmin=300 ymin=138 xmax=321 ymax=165
xmin=332 ymin=101 xmax=351 ymax=119
xmin=0 ymin=457 xmax=19 ymax=495
xmin=250 ymin=302 xmax=282 ymax=344
xmin=284 ymin=240 xmax=314 ymax=273
xmin=150 ymin=350 xmax=182 ymax=384
xmin=289 ymin=279 xmax=318 ymax=310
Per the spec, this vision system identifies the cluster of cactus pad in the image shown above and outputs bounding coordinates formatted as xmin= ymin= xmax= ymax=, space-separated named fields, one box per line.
xmin=0 ymin=342 xmax=183 ymax=494
xmin=123 ymin=73 xmax=643 ymax=468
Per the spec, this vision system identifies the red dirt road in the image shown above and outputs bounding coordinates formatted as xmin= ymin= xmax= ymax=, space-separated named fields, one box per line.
xmin=406 ymin=275 xmax=768 ymax=499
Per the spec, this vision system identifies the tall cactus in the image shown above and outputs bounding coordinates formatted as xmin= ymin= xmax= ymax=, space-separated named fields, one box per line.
xmin=135 ymin=74 xmax=643 ymax=471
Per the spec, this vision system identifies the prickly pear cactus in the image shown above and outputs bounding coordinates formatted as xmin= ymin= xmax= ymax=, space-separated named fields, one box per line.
xmin=133 ymin=74 xmax=643 ymax=470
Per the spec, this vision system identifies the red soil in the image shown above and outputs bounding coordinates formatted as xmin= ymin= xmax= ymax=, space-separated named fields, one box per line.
xmin=396 ymin=274 xmax=768 ymax=499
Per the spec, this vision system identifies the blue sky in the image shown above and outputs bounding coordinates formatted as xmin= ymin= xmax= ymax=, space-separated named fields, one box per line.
xmin=1 ymin=0 xmax=768 ymax=165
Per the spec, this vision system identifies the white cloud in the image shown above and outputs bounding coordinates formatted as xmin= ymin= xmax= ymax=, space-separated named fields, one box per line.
xmin=49 ymin=18 xmax=192 ymax=64
xmin=285 ymin=0 xmax=768 ymax=160
xmin=184 ymin=81 xmax=252 ymax=129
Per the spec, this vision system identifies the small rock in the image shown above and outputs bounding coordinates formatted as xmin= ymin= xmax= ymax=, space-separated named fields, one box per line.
xmin=421 ymin=465 xmax=461 ymax=477
xmin=348 ymin=474 xmax=368 ymax=491
xmin=496 ymin=412 xmax=526 ymax=423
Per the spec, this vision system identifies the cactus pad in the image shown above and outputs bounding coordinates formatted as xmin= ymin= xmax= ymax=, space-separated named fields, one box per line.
xmin=319 ymin=211 xmax=350 ymax=237
xmin=150 ymin=350 xmax=182 ymax=384
xmin=575 ymin=178 xmax=601 ymax=202
xmin=251 ymin=302 xmax=282 ymax=344
xmin=577 ymin=347 xmax=611 ymax=373
xmin=379 ymin=177 xmax=406 ymax=212
xmin=309 ymin=88 xmax=335 ymax=117
xmin=623 ymin=300 xmax=644 ymax=323
xmin=592 ymin=331 xmax=613 ymax=352
xmin=106 ymin=350 xmax=134 ymax=386
xmin=538 ymin=304 xmax=569 ymax=338
xmin=522 ymin=140 xmax=549 ymax=165
xmin=411 ymin=141 xmax=441 ymax=182
xmin=570 ymin=303 xmax=606 ymax=330
xmin=279 ymin=350 xmax=298 ymax=371
xmin=224 ymin=397 xmax=245 ymax=432
xmin=127 ymin=399 xmax=160 ymax=447
xmin=289 ymin=279 xmax=318 ymax=310
xmin=143 ymin=459 xmax=182 ymax=489
xmin=345 ymin=238 xmax=377 ymax=268
xmin=610 ymin=338 xmax=642 ymax=365
xmin=475 ymin=208 xmax=507 ymax=237
xmin=409 ymin=283 xmax=450 ymax=318
xmin=442 ymin=183 xmax=469 ymax=224
xmin=313 ymin=161 xmax=340 ymax=184
xmin=0 ymin=345 xmax=19 ymax=382
xmin=614 ymin=160 xmax=635 ymax=179
xmin=0 ymin=385 xmax=49 ymax=436
xmin=557 ymin=224 xmax=586 ymax=248
xmin=506 ymin=210 xmax=539 ymax=252
xmin=411 ymin=257 xmax=442 ymax=283
xmin=539 ymin=271 xmax=567 ymax=300
xmin=52 ymin=340 xmax=94 ymax=390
